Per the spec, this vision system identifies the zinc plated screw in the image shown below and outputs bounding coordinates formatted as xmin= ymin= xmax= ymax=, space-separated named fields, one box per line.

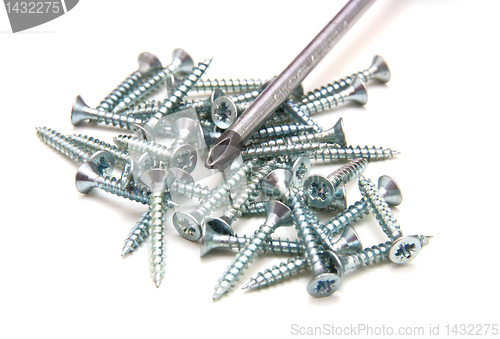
xmin=71 ymin=95 xmax=145 ymax=130
xmin=304 ymin=157 xmax=368 ymax=209
xmin=96 ymin=52 xmax=163 ymax=112
xmin=300 ymin=55 xmax=390 ymax=114
xmin=282 ymin=76 xmax=367 ymax=132
xmin=200 ymin=221 xmax=304 ymax=257
xmin=139 ymin=168 xmax=176 ymax=288
xmin=212 ymin=200 xmax=293 ymax=300
xmin=172 ymin=159 xmax=257 ymax=241
xmin=70 ymin=133 xmax=130 ymax=165
xmin=242 ymin=236 xmax=431 ymax=291
xmin=134 ymin=58 xmax=212 ymax=141
xmin=112 ymin=49 xmax=194 ymax=113
xmin=255 ymin=117 xmax=347 ymax=148
xmin=241 ymin=142 xmax=399 ymax=161
xmin=36 ymin=127 xmax=115 ymax=176
xmin=261 ymin=169 xmax=342 ymax=297
xmin=74 ymin=160 xmax=177 ymax=209
xmin=358 ymin=175 xmax=419 ymax=264
xmin=121 ymin=211 xmax=151 ymax=256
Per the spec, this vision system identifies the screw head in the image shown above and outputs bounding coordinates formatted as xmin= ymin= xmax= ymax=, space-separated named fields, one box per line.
xmin=172 ymin=211 xmax=202 ymax=241
xmin=88 ymin=150 xmax=115 ymax=177
xmin=168 ymin=144 xmax=197 ymax=173
xmin=211 ymin=96 xmax=239 ymax=130
xmin=200 ymin=221 xmax=226 ymax=257
xmin=389 ymin=235 xmax=422 ymax=264
xmin=71 ymin=95 xmax=93 ymax=126
xmin=171 ymin=117 xmax=203 ymax=144
xmin=75 ymin=161 xmax=100 ymax=194
xmin=303 ymin=174 xmax=335 ymax=209
xmin=261 ymin=169 xmax=293 ymax=199
xmin=307 ymin=251 xmax=343 ymax=298
xmin=203 ymin=216 xmax=234 ymax=241
xmin=324 ymin=117 xmax=347 ymax=146
xmin=333 ymin=225 xmax=363 ymax=255
xmin=138 ymin=168 xmax=174 ymax=193
xmin=265 ymin=200 xmax=293 ymax=227
xmin=369 ymin=55 xmax=391 ymax=83
xmin=137 ymin=52 xmax=163 ymax=75
xmin=347 ymin=75 xmax=368 ymax=105
xmin=171 ymin=48 xmax=194 ymax=78
xmin=378 ymin=175 xmax=402 ymax=206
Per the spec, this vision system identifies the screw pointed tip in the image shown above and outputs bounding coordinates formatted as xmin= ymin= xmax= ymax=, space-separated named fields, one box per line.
xmin=240 ymin=282 xmax=251 ymax=290
xmin=212 ymin=287 xmax=227 ymax=300
xmin=155 ymin=279 xmax=162 ymax=288
xmin=121 ymin=247 xmax=132 ymax=257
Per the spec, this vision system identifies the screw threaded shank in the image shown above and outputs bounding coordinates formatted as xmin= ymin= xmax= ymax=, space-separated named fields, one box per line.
xmin=122 ymin=211 xmax=152 ymax=256
xmin=37 ymin=127 xmax=91 ymax=162
xmin=358 ymin=175 xmax=402 ymax=240
xmin=149 ymin=192 xmax=167 ymax=288
xmin=194 ymin=78 xmax=263 ymax=94
xmin=322 ymin=199 xmax=369 ymax=237
xmin=242 ymin=256 xmax=308 ymax=290
xmin=97 ymin=70 xmax=144 ymax=112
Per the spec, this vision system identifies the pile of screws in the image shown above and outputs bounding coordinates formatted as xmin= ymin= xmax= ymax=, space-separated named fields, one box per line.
xmin=36 ymin=48 xmax=431 ymax=300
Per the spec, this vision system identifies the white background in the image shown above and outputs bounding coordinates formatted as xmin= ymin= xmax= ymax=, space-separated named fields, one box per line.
xmin=2 ymin=0 xmax=500 ymax=338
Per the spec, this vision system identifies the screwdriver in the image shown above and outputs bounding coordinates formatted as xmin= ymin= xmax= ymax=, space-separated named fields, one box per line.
xmin=205 ymin=0 xmax=377 ymax=170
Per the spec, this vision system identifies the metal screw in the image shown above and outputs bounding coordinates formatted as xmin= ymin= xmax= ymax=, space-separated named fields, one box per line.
xmin=304 ymin=157 xmax=367 ymax=209
xmin=299 ymin=70 xmax=373 ymax=116
xmin=358 ymin=175 xmax=419 ymax=264
xmin=74 ymin=160 xmax=177 ymax=209
xmin=71 ymin=95 xmax=144 ymax=130
xmin=36 ymin=127 xmax=115 ymax=176
xmin=200 ymin=220 xmax=304 ymax=257
xmin=112 ymin=49 xmax=194 ymax=113
xmin=139 ymin=168 xmax=175 ymax=288
xmin=212 ymin=200 xmax=293 ymax=300
xmin=301 ymin=56 xmax=390 ymax=113
xmin=241 ymin=142 xmax=399 ymax=162
xmin=242 ymin=236 xmax=431 ymax=291
xmin=70 ymin=133 xmax=130 ymax=165
xmin=96 ymin=52 xmax=163 ymax=112
xmin=261 ymin=169 xmax=342 ymax=297
xmin=282 ymin=76 xmax=367 ymax=131
xmin=254 ymin=117 xmax=347 ymax=148
xmin=121 ymin=211 xmax=151 ymax=256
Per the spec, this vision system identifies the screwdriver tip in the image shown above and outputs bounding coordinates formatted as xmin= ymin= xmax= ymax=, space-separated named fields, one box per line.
xmin=205 ymin=130 xmax=243 ymax=170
